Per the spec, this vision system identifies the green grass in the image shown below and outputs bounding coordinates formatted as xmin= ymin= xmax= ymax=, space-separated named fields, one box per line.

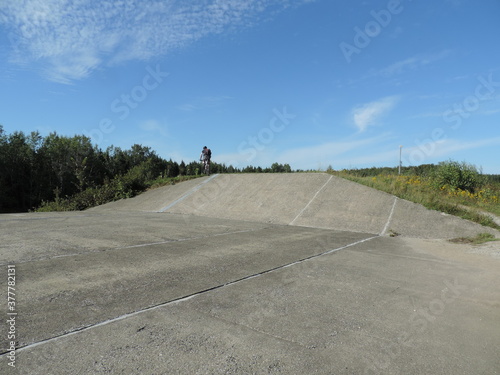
xmin=330 ymin=170 xmax=500 ymax=231
xmin=449 ymin=233 xmax=499 ymax=245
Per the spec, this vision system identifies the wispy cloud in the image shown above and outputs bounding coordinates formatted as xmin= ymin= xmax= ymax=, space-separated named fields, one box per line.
xmin=403 ymin=137 xmax=500 ymax=165
xmin=336 ymin=150 xmax=401 ymax=167
xmin=278 ymin=135 xmax=388 ymax=160
xmin=375 ymin=50 xmax=451 ymax=77
xmin=352 ymin=96 xmax=399 ymax=132
xmin=280 ymin=136 xmax=500 ymax=171
xmin=346 ymin=50 xmax=452 ymax=88
xmin=0 ymin=0 xmax=313 ymax=84
xmin=215 ymin=133 xmax=393 ymax=170
xmin=139 ymin=119 xmax=168 ymax=137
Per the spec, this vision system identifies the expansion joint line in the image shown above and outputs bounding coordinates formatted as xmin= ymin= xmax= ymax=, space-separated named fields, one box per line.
xmin=8 ymin=233 xmax=379 ymax=356
xmin=158 ymin=174 xmax=219 ymax=212
xmin=380 ymin=196 xmax=398 ymax=236
xmin=0 ymin=227 xmax=265 ymax=267
xmin=289 ymin=175 xmax=333 ymax=225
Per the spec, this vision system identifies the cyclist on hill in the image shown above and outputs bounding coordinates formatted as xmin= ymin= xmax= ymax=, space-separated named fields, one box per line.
xmin=199 ymin=146 xmax=212 ymax=175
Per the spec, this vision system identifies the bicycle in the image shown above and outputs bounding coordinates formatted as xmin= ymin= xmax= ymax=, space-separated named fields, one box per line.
xmin=199 ymin=146 xmax=211 ymax=175
xmin=201 ymin=159 xmax=210 ymax=175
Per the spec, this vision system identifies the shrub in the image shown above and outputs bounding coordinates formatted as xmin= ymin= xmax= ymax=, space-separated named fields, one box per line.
xmin=113 ymin=159 xmax=159 ymax=199
xmin=432 ymin=161 xmax=483 ymax=192
xmin=35 ymin=160 xmax=161 ymax=211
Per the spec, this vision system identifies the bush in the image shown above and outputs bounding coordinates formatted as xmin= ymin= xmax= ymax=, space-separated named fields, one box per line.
xmin=432 ymin=161 xmax=483 ymax=192
xmin=35 ymin=160 xmax=162 ymax=211
xmin=113 ymin=159 xmax=160 ymax=199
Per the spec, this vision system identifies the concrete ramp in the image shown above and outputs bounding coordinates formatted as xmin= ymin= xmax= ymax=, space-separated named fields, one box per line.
xmin=91 ymin=173 xmax=499 ymax=239
xmin=168 ymin=173 xmax=332 ymax=225
xmin=289 ymin=175 xmax=396 ymax=234
xmin=87 ymin=177 xmax=217 ymax=212
xmin=6 ymin=173 xmax=500 ymax=374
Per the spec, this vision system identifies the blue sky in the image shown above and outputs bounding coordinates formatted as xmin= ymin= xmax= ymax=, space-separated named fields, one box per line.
xmin=1 ymin=0 xmax=499 ymax=173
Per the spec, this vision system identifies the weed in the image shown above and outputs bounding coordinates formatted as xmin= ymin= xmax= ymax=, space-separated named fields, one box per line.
xmin=332 ymin=163 xmax=500 ymax=231
xmin=449 ymin=233 xmax=499 ymax=245
xmin=388 ymin=230 xmax=400 ymax=237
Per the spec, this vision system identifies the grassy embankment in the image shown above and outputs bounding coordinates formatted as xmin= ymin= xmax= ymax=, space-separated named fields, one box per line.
xmin=37 ymin=175 xmax=201 ymax=212
xmin=329 ymin=161 xmax=500 ymax=232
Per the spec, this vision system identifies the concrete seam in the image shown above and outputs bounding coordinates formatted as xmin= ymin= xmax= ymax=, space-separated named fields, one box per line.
xmin=282 ymin=235 xmax=378 ymax=269
xmin=289 ymin=175 xmax=333 ymax=225
xmin=11 ymin=234 xmax=378 ymax=355
xmin=158 ymin=174 xmax=219 ymax=212
xmin=0 ymin=214 xmax=94 ymax=222
xmin=0 ymin=227 xmax=265 ymax=267
xmin=380 ymin=196 xmax=398 ymax=236
xmin=121 ymin=228 xmax=263 ymax=249
xmin=212 ymin=315 xmax=311 ymax=349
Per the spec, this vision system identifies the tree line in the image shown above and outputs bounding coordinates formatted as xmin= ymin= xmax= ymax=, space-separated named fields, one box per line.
xmin=0 ymin=126 xmax=293 ymax=213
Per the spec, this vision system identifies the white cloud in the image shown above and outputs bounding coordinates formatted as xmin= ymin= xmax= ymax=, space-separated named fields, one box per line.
xmin=276 ymin=136 xmax=500 ymax=171
xmin=352 ymin=96 xmax=399 ymax=132
xmin=0 ymin=0 xmax=314 ymax=83
xmin=403 ymin=137 xmax=500 ymax=165
xmin=139 ymin=119 xmax=168 ymax=137
xmin=278 ymin=137 xmax=382 ymax=160
xmin=213 ymin=133 xmax=393 ymax=170
xmin=376 ymin=50 xmax=451 ymax=77
xmin=275 ymin=133 xmax=395 ymax=170
xmin=217 ymin=136 xmax=500 ymax=172
xmin=380 ymin=57 xmax=419 ymax=76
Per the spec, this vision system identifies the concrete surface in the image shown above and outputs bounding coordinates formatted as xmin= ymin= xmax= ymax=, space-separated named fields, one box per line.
xmin=91 ymin=173 xmax=499 ymax=239
xmin=1 ymin=173 xmax=499 ymax=374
